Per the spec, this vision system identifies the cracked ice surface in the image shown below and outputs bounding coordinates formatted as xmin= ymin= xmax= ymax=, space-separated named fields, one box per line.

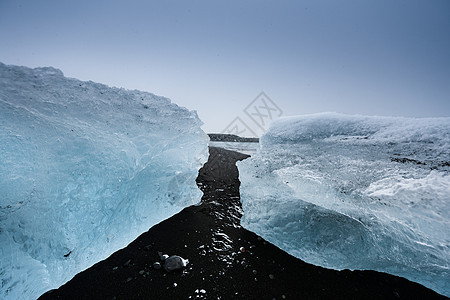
xmin=238 ymin=113 xmax=450 ymax=296
xmin=0 ymin=63 xmax=208 ymax=299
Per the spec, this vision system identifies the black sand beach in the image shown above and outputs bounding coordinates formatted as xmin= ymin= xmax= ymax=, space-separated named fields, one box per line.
xmin=40 ymin=147 xmax=447 ymax=299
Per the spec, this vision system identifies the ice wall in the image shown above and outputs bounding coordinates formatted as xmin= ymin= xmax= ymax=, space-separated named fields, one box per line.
xmin=238 ymin=113 xmax=450 ymax=296
xmin=0 ymin=62 xmax=208 ymax=299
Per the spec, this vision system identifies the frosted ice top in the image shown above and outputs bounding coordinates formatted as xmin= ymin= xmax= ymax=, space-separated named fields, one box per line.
xmin=0 ymin=63 xmax=208 ymax=299
xmin=238 ymin=112 xmax=450 ymax=296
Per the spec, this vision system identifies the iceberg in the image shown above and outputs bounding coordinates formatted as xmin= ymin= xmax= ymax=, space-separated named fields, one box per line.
xmin=238 ymin=113 xmax=450 ymax=296
xmin=0 ymin=62 xmax=208 ymax=299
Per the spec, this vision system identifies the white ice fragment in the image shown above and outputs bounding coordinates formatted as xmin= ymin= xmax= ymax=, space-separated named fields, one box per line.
xmin=195 ymin=289 xmax=206 ymax=294
xmin=158 ymin=252 xmax=170 ymax=261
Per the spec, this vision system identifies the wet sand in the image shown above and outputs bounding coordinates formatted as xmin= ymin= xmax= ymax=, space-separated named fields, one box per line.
xmin=40 ymin=147 xmax=447 ymax=299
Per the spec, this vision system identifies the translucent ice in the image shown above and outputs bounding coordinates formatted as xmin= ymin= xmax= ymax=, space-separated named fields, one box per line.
xmin=238 ymin=113 xmax=450 ymax=296
xmin=0 ymin=62 xmax=208 ymax=299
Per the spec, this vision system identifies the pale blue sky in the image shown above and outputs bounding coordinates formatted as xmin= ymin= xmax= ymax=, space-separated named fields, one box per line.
xmin=1 ymin=0 xmax=449 ymax=135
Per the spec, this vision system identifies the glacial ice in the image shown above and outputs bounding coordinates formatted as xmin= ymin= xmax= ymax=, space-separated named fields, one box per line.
xmin=0 ymin=62 xmax=208 ymax=299
xmin=238 ymin=113 xmax=450 ymax=296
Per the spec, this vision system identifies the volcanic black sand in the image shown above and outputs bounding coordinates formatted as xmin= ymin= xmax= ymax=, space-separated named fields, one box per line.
xmin=40 ymin=147 xmax=447 ymax=300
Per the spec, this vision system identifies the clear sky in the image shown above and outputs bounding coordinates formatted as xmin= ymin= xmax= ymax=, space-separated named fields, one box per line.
xmin=1 ymin=0 xmax=449 ymax=135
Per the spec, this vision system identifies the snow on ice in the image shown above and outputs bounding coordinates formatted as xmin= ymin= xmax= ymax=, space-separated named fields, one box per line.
xmin=0 ymin=62 xmax=208 ymax=299
xmin=238 ymin=112 xmax=450 ymax=296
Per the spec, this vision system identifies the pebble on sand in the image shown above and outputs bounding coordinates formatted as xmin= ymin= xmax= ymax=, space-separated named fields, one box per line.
xmin=164 ymin=255 xmax=189 ymax=272
xmin=153 ymin=262 xmax=162 ymax=270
